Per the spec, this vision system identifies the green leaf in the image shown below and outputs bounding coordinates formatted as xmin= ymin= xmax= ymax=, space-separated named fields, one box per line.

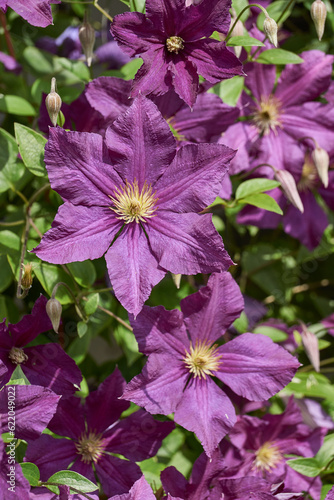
xmin=14 ymin=123 xmax=47 ymax=177
xmin=83 ymin=293 xmax=99 ymax=316
xmin=256 ymin=49 xmax=304 ymax=65
xmin=0 ymin=230 xmax=20 ymax=257
xmin=232 ymin=311 xmax=249 ymax=333
xmin=253 ymin=326 xmax=288 ymax=342
xmin=8 ymin=365 xmax=30 ymax=385
xmin=316 ymin=434 xmax=334 ymax=467
xmin=20 ymin=463 xmax=40 ymax=487
xmin=239 ymin=193 xmax=283 ymax=214
xmin=67 ymin=261 xmax=97 ymax=288
xmin=77 ymin=321 xmax=88 ymax=338
xmin=67 ymin=331 xmax=91 ymax=365
xmin=0 ymin=255 xmax=13 ymax=293
xmin=235 ymin=178 xmax=280 ymax=199
xmin=0 ymin=95 xmax=36 ymax=116
xmin=232 ymin=0 xmax=249 ymax=21
xmin=130 ymin=0 xmax=145 ymax=12
xmin=257 ymin=0 xmax=295 ymax=27
xmin=284 ymin=372 xmax=334 ymax=400
xmin=34 ymin=263 xmax=75 ymax=305
xmin=23 ymin=47 xmax=54 ymax=75
xmin=287 ymin=457 xmax=322 ymax=477
xmin=227 ymin=36 xmax=265 ymax=47
xmin=45 ymin=471 xmax=97 ymax=494
xmin=0 ymin=129 xmax=25 ymax=193
xmin=209 ymin=75 xmax=244 ymax=107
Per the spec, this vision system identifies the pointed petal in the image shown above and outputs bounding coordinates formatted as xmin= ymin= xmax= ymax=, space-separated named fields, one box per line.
xmin=155 ymin=143 xmax=235 ymax=212
xmin=33 ymin=203 xmax=121 ymax=264
xmin=174 ymin=377 xmax=236 ymax=457
xmin=181 ymin=272 xmax=244 ymax=343
xmin=179 ymin=0 xmax=232 ymax=38
xmin=7 ymin=0 xmax=53 ymax=27
xmin=244 ymin=61 xmax=276 ymax=101
xmin=147 ymin=212 xmax=233 ymax=275
xmin=216 ymin=333 xmax=300 ymax=401
xmin=109 ymin=475 xmax=156 ymax=500
xmin=219 ymin=122 xmax=259 ymax=175
xmin=85 ymin=76 xmax=132 ymax=118
xmin=47 ymin=395 xmax=86 ymax=439
xmin=95 ymin=455 xmax=141 ymax=497
xmin=170 ymin=56 xmax=198 ymax=108
xmin=105 ymin=223 xmax=166 ymax=316
xmin=10 ymin=295 xmax=52 ymax=345
xmin=105 ymin=95 xmax=176 ymax=188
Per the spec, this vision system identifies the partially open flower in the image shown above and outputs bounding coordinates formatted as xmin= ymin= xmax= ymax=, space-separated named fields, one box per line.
xmin=312 ymin=145 xmax=329 ymax=188
xmin=45 ymin=77 xmax=62 ymax=127
xmin=263 ymin=16 xmax=278 ymax=47
xmin=311 ymin=0 xmax=327 ymax=41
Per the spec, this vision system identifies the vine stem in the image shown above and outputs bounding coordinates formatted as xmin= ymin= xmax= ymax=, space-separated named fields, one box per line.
xmin=51 ymin=282 xmax=88 ymax=322
xmin=93 ymin=0 xmax=113 ymax=22
xmin=88 ymin=300 xmax=133 ymax=332
xmin=0 ymin=11 xmax=16 ymax=59
xmin=225 ymin=3 xmax=270 ymax=42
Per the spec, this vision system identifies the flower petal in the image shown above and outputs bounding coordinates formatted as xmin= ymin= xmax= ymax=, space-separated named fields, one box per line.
xmin=131 ymin=49 xmax=173 ymax=98
xmin=7 ymin=0 xmax=53 ymax=27
xmin=95 ymin=455 xmax=141 ymax=497
xmin=10 ymin=295 xmax=52 ymax=345
xmin=170 ymin=56 xmax=199 ymax=108
xmin=47 ymin=395 xmax=85 ymax=439
xmin=244 ymin=62 xmax=276 ymax=101
xmin=85 ymin=76 xmax=132 ymax=118
xmin=216 ymin=333 xmax=300 ymax=400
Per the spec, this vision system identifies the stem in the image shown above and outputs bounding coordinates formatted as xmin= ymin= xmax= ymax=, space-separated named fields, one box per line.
xmin=0 ymin=220 xmax=25 ymax=227
xmin=40 ymin=483 xmax=95 ymax=500
xmin=0 ymin=11 xmax=16 ymax=59
xmin=93 ymin=0 xmax=113 ymax=22
xmin=51 ymin=282 xmax=88 ymax=322
xmin=91 ymin=301 xmax=133 ymax=332
xmin=226 ymin=4 xmax=270 ymax=42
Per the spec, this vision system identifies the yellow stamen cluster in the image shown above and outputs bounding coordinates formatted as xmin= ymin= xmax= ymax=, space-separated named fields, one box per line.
xmin=8 ymin=347 xmax=28 ymax=365
xmin=109 ymin=179 xmax=158 ymax=224
xmin=253 ymin=441 xmax=283 ymax=472
xmin=183 ymin=340 xmax=222 ymax=379
xmin=166 ymin=36 xmax=185 ymax=54
xmin=75 ymin=432 xmax=104 ymax=464
xmin=252 ymin=95 xmax=282 ymax=136
xmin=298 ymin=155 xmax=318 ymax=191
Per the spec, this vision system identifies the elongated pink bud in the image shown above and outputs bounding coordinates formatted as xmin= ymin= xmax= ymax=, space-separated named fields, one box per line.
xmin=311 ymin=0 xmax=327 ymax=41
xmin=274 ymin=169 xmax=304 ymax=213
xmin=263 ymin=16 xmax=278 ymax=47
xmin=46 ymin=298 xmax=62 ymax=334
xmin=45 ymin=77 xmax=62 ymax=127
xmin=312 ymin=145 xmax=329 ymax=188
xmin=300 ymin=322 xmax=320 ymax=373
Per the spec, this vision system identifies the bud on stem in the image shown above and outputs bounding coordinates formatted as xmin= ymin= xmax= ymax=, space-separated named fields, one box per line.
xmin=45 ymin=77 xmax=62 ymax=127
xmin=79 ymin=15 xmax=96 ymax=67
xmin=311 ymin=0 xmax=327 ymax=41
xmin=274 ymin=169 xmax=304 ymax=213
xmin=312 ymin=145 xmax=329 ymax=188
xmin=263 ymin=15 xmax=278 ymax=47
xmin=46 ymin=298 xmax=62 ymax=334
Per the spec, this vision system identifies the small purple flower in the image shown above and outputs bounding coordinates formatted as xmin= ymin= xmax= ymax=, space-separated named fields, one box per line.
xmin=25 ymin=368 xmax=174 ymax=497
xmin=110 ymin=0 xmax=243 ymax=106
xmin=33 ymin=95 xmax=235 ymax=315
xmin=0 ymin=295 xmax=82 ymax=395
xmin=0 ymin=0 xmax=60 ymax=27
xmin=122 ymin=272 xmax=300 ymax=456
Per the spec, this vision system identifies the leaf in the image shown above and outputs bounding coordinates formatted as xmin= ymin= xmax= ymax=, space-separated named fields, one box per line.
xmin=45 ymin=470 xmax=97 ymax=494
xmin=34 ymin=262 xmax=75 ymax=305
xmin=239 ymin=193 xmax=283 ymax=215
xmin=232 ymin=0 xmax=249 ymax=22
xmin=67 ymin=261 xmax=97 ymax=288
xmin=284 ymin=372 xmax=334 ymax=400
xmin=287 ymin=457 xmax=322 ymax=477
xmin=0 ymin=230 xmax=21 ymax=257
xmin=8 ymin=365 xmax=30 ymax=385
xmin=227 ymin=36 xmax=265 ymax=47
xmin=316 ymin=434 xmax=334 ymax=468
xmin=0 ymin=95 xmax=36 ymax=116
xmin=130 ymin=0 xmax=145 ymax=12
xmin=0 ymin=255 xmax=13 ymax=293
xmin=0 ymin=129 xmax=25 ymax=193
xmin=253 ymin=326 xmax=288 ymax=342
xmin=256 ymin=49 xmax=304 ymax=65
xmin=20 ymin=463 xmax=40 ymax=487
xmin=77 ymin=321 xmax=88 ymax=338
xmin=209 ymin=76 xmax=244 ymax=107
xmin=235 ymin=178 xmax=280 ymax=200
xmin=83 ymin=293 xmax=99 ymax=315
xmin=14 ymin=123 xmax=47 ymax=177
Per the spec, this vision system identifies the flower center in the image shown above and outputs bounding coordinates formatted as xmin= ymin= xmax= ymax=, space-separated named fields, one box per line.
xmin=109 ymin=179 xmax=158 ymax=224
xmin=166 ymin=36 xmax=184 ymax=54
xmin=8 ymin=347 xmax=28 ymax=365
xmin=183 ymin=340 xmax=222 ymax=379
xmin=75 ymin=432 xmax=105 ymax=464
xmin=253 ymin=441 xmax=283 ymax=472
xmin=252 ymin=95 xmax=282 ymax=135
xmin=298 ymin=155 xmax=318 ymax=191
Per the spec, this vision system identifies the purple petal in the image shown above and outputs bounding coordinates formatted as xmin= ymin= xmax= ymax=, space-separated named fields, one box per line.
xmin=0 ymin=51 xmax=22 ymax=74
xmin=161 ymin=466 xmax=188 ymax=498
xmin=181 ymin=272 xmax=244 ymax=343
xmin=155 ymin=143 xmax=235 ymax=212
xmin=131 ymin=49 xmax=173 ymax=98
xmin=0 ymin=359 xmax=7 ymax=384
xmin=22 ymin=344 xmax=82 ymax=395
xmin=45 ymin=128 xmax=122 ymax=205
xmin=283 ymin=191 xmax=328 ymax=250
xmin=174 ymin=377 xmax=236 ymax=457
xmin=108 ymin=475 xmax=156 ymax=500
xmin=186 ymin=39 xmax=243 ymax=84
xmin=95 ymin=455 xmax=141 ymax=497
xmin=275 ymin=50 xmax=334 ymax=107
xmin=219 ymin=122 xmax=259 ymax=175
xmin=216 ymin=333 xmax=300 ymax=400
xmin=170 ymin=56 xmax=198 ymax=107
xmin=105 ymin=95 xmax=176 ymax=188
xmin=179 ymin=0 xmax=232 ymax=39
xmin=244 ymin=62 xmax=276 ymax=101
xmin=0 ymin=442 xmax=30 ymax=499
xmin=104 ymin=409 xmax=174 ymax=461
xmin=33 ymin=203 xmax=121 ymax=264
xmin=147 ymin=212 xmax=233 ymax=274
xmin=7 ymin=0 xmax=53 ymax=27
xmin=85 ymin=77 xmax=132 ymax=118
xmin=0 ymin=385 xmax=59 ymax=440
xmin=47 ymin=395 xmax=85 ymax=439
xmin=9 ymin=295 xmax=52 ymax=345
xmin=319 ymin=171 xmax=334 ymax=211
xmin=85 ymin=368 xmax=129 ymax=433
xmin=237 ymin=187 xmax=284 ymax=229
xmin=105 ymin=223 xmax=166 ymax=316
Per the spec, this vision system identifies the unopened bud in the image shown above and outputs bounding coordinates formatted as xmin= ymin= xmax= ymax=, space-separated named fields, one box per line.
xmin=274 ymin=169 xmax=304 ymax=213
xmin=263 ymin=16 xmax=278 ymax=47
xmin=311 ymin=0 xmax=327 ymax=41
xmin=312 ymin=145 xmax=329 ymax=188
xmin=46 ymin=298 xmax=62 ymax=334
xmin=45 ymin=77 xmax=62 ymax=127
xmin=21 ymin=263 xmax=33 ymax=290
xmin=230 ymin=14 xmax=244 ymax=58
xmin=171 ymin=273 xmax=182 ymax=289
xmin=79 ymin=18 xmax=95 ymax=67
xmin=300 ymin=322 xmax=320 ymax=373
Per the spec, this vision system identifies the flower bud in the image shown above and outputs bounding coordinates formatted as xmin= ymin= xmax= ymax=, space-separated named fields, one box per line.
xmin=312 ymin=145 xmax=329 ymax=188
xmin=300 ymin=322 xmax=320 ymax=373
xmin=45 ymin=77 xmax=62 ymax=127
xmin=229 ymin=10 xmax=244 ymax=58
xmin=46 ymin=298 xmax=62 ymax=334
xmin=79 ymin=19 xmax=95 ymax=67
xmin=263 ymin=16 xmax=278 ymax=47
xmin=311 ymin=0 xmax=327 ymax=41
xmin=274 ymin=169 xmax=304 ymax=213
xmin=171 ymin=273 xmax=182 ymax=289
xmin=21 ymin=263 xmax=33 ymax=290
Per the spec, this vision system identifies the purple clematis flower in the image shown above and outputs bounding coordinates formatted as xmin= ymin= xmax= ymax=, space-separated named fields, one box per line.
xmin=110 ymin=0 xmax=243 ymax=107
xmin=122 ymin=272 xmax=300 ymax=456
xmin=218 ymin=477 xmax=304 ymax=500
xmin=25 ymin=368 xmax=174 ymax=497
xmin=0 ymin=0 xmax=60 ymax=27
xmin=0 ymin=295 xmax=82 ymax=395
xmin=0 ymin=438 xmax=30 ymax=500
xmin=33 ymin=95 xmax=235 ymax=315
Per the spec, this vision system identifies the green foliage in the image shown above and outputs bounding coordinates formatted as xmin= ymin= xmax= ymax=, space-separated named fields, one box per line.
xmin=44 ymin=471 xmax=97 ymax=494
xmin=256 ymin=49 xmax=304 ymax=64
xmin=227 ymin=36 xmax=265 ymax=47
xmin=21 ymin=463 xmax=40 ymax=487
xmin=14 ymin=124 xmax=47 ymax=177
